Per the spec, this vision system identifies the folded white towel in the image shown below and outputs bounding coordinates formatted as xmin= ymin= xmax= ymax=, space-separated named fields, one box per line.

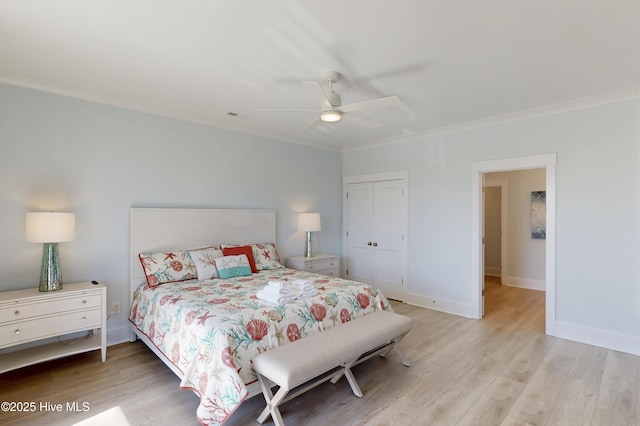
xmin=291 ymin=279 xmax=314 ymax=291
xmin=257 ymin=289 xmax=297 ymax=305
xmin=260 ymin=285 xmax=294 ymax=297
xmin=268 ymin=280 xmax=287 ymax=289
xmin=296 ymin=288 xmax=318 ymax=299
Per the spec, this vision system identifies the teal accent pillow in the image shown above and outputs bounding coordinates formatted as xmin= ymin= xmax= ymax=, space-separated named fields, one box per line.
xmin=214 ymin=254 xmax=253 ymax=279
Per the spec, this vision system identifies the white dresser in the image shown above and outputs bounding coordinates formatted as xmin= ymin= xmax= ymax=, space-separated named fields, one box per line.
xmin=286 ymin=254 xmax=340 ymax=277
xmin=0 ymin=281 xmax=107 ymax=374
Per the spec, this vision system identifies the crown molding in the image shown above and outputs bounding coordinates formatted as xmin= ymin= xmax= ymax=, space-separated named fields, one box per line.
xmin=344 ymin=88 xmax=640 ymax=152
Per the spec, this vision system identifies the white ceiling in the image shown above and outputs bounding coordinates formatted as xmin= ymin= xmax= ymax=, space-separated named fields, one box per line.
xmin=2 ymin=1 xmax=639 ymax=151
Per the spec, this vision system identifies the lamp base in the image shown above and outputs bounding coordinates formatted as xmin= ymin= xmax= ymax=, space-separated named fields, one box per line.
xmin=304 ymin=231 xmax=314 ymax=258
xmin=39 ymin=242 xmax=63 ymax=292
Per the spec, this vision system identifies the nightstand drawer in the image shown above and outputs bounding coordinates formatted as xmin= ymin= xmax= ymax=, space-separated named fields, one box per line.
xmin=0 ymin=308 xmax=102 ymax=348
xmin=286 ymin=254 xmax=340 ymax=278
xmin=303 ymin=259 xmax=338 ymax=272
xmin=0 ymin=293 xmax=102 ymax=323
xmin=314 ymin=267 xmax=338 ymax=277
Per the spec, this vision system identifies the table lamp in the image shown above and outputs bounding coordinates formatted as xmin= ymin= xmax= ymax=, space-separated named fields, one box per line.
xmin=25 ymin=212 xmax=76 ymax=292
xmin=298 ymin=212 xmax=321 ymax=257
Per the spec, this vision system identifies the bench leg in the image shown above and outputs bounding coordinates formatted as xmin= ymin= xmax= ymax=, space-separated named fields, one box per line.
xmin=343 ymin=367 xmax=363 ymax=398
xmin=256 ymin=374 xmax=288 ymax=426
xmin=329 ymin=358 xmax=363 ymax=397
xmin=379 ymin=336 xmax=411 ymax=367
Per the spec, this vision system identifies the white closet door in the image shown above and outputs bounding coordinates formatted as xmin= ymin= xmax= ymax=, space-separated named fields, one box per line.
xmin=345 ymin=177 xmax=406 ymax=301
xmin=372 ymin=180 xmax=404 ymax=300
xmin=346 ymin=182 xmax=374 ymax=285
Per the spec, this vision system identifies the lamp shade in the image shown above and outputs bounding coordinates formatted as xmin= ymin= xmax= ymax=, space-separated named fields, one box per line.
xmin=298 ymin=212 xmax=321 ymax=232
xmin=26 ymin=212 xmax=76 ymax=243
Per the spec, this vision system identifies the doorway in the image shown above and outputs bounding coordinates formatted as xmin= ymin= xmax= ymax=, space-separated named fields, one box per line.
xmin=471 ymin=153 xmax=557 ymax=336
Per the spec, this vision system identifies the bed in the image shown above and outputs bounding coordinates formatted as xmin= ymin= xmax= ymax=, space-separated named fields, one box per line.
xmin=128 ymin=208 xmax=393 ymax=425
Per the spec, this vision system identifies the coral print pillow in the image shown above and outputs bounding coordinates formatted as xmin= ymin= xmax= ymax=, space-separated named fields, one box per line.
xmin=138 ymin=250 xmax=197 ymax=287
xmin=250 ymin=243 xmax=284 ymax=270
xmin=214 ymin=254 xmax=253 ymax=279
xmin=189 ymin=247 xmax=223 ymax=279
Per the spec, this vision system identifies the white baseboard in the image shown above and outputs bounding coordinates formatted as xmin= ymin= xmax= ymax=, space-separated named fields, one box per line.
xmin=484 ymin=266 xmax=501 ymax=277
xmin=404 ymin=292 xmax=474 ymax=318
xmin=555 ymin=321 xmax=640 ymax=356
xmin=503 ymin=275 xmax=545 ymax=291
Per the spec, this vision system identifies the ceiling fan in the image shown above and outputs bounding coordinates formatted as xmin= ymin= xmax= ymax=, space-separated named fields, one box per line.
xmin=259 ymin=71 xmax=405 ymax=131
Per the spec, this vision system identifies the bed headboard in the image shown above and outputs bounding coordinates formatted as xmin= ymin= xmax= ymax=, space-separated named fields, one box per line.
xmin=130 ymin=208 xmax=276 ymax=300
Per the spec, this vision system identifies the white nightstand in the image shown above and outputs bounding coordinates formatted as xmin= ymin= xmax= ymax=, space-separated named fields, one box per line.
xmin=286 ymin=254 xmax=340 ymax=277
xmin=0 ymin=281 xmax=107 ymax=374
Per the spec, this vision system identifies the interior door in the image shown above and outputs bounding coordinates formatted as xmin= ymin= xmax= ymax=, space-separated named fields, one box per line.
xmin=345 ymin=179 xmax=405 ymax=301
xmin=345 ymin=182 xmax=374 ymax=285
xmin=371 ymin=180 xmax=404 ymax=300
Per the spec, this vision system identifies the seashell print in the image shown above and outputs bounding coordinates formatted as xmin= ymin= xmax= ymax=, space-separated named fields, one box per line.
xmin=310 ymin=304 xmax=327 ymax=322
xmin=357 ymin=293 xmax=370 ymax=309
xmin=246 ymin=319 xmax=269 ymax=341
xmin=325 ymin=295 xmax=338 ymax=307
xmin=267 ymin=309 xmax=283 ymax=322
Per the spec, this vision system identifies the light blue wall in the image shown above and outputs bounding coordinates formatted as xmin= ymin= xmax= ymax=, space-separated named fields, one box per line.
xmin=3 ymin=82 xmax=640 ymax=353
xmin=343 ymin=98 xmax=640 ymax=348
xmin=0 ymin=83 xmax=342 ymax=338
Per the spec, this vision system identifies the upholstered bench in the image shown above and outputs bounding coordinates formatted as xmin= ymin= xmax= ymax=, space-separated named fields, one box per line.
xmin=253 ymin=310 xmax=412 ymax=426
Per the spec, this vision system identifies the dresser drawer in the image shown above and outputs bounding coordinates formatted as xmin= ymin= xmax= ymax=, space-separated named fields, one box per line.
xmin=0 ymin=293 xmax=102 ymax=323
xmin=0 ymin=308 xmax=102 ymax=348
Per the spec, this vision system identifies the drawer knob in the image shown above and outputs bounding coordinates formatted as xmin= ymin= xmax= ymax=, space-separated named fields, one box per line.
xmin=14 ymin=310 xmax=20 ymax=316
xmin=82 ymin=300 xmax=87 ymax=304
xmin=15 ymin=329 xmax=20 ymax=335
xmin=82 ymin=317 xmax=86 ymax=321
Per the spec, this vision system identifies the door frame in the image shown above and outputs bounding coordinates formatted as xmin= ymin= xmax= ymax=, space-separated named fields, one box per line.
xmin=483 ymin=177 xmax=509 ymax=285
xmin=343 ymin=171 xmax=409 ymax=301
xmin=471 ymin=154 xmax=556 ymax=335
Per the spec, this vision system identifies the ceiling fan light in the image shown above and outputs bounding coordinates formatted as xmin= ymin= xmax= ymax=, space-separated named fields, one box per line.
xmin=320 ymin=110 xmax=342 ymax=123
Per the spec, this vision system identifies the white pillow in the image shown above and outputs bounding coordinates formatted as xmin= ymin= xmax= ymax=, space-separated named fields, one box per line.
xmin=189 ymin=247 xmax=223 ymax=279
xmin=214 ymin=254 xmax=253 ymax=278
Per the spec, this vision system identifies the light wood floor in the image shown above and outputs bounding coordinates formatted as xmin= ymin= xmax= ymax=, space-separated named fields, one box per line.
xmin=2 ymin=278 xmax=639 ymax=425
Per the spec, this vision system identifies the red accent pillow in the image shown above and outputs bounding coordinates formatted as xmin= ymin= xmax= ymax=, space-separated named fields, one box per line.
xmin=222 ymin=245 xmax=258 ymax=273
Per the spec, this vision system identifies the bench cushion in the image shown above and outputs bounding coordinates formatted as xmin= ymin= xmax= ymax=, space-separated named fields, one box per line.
xmin=253 ymin=310 xmax=412 ymax=390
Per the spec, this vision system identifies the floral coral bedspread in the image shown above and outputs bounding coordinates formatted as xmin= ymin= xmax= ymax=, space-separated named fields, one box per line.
xmin=128 ymin=268 xmax=392 ymax=425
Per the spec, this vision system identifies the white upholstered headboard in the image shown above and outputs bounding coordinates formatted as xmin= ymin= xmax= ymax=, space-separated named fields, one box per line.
xmin=130 ymin=208 xmax=276 ymax=300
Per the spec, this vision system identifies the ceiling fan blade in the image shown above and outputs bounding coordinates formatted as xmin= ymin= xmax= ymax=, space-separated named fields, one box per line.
xmin=302 ymin=81 xmax=333 ymax=110
xmin=257 ymin=108 xmax=319 ymax=112
xmin=344 ymin=114 xmax=381 ymax=129
xmin=339 ymin=95 xmax=403 ymax=113
xmin=302 ymin=117 xmax=322 ymax=131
